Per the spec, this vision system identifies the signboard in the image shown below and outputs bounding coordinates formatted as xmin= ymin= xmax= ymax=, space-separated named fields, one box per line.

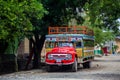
xmin=57 ymin=37 xmax=70 ymax=41
xmin=46 ymin=37 xmax=82 ymax=42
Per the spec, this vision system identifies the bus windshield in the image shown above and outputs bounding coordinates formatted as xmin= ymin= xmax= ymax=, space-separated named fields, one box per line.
xmin=58 ymin=42 xmax=73 ymax=47
xmin=45 ymin=42 xmax=74 ymax=48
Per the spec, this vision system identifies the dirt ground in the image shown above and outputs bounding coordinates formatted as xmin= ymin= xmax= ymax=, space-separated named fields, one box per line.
xmin=0 ymin=54 xmax=120 ymax=80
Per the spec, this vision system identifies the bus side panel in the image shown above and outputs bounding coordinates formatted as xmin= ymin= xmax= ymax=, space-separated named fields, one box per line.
xmin=46 ymin=48 xmax=52 ymax=53
xmin=83 ymin=47 xmax=94 ymax=57
xmin=76 ymin=48 xmax=83 ymax=57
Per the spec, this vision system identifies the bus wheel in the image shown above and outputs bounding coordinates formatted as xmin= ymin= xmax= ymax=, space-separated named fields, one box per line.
xmin=83 ymin=61 xmax=91 ymax=69
xmin=87 ymin=61 xmax=91 ymax=68
xmin=72 ymin=58 xmax=78 ymax=72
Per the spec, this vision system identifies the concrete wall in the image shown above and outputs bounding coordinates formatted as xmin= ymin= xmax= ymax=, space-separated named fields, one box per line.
xmin=115 ymin=38 xmax=120 ymax=53
xmin=17 ymin=38 xmax=29 ymax=59
xmin=24 ymin=38 xmax=29 ymax=54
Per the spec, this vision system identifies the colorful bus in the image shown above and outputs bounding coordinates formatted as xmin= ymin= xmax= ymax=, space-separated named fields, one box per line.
xmin=41 ymin=26 xmax=94 ymax=71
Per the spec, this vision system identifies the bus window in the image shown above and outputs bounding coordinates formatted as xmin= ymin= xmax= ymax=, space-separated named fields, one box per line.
xmin=54 ymin=42 xmax=58 ymax=47
xmin=76 ymin=42 xmax=82 ymax=48
xmin=84 ymin=40 xmax=94 ymax=47
xmin=58 ymin=42 xmax=73 ymax=47
xmin=45 ymin=42 xmax=54 ymax=48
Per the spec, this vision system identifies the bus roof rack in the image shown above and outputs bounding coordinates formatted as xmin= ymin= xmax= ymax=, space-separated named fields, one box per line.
xmin=48 ymin=26 xmax=94 ymax=36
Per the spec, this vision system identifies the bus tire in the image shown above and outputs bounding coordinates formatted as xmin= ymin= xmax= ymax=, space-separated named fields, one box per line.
xmin=83 ymin=61 xmax=91 ymax=68
xmin=87 ymin=61 xmax=91 ymax=68
xmin=72 ymin=58 xmax=78 ymax=72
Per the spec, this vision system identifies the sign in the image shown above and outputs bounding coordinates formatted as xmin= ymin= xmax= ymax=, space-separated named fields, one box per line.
xmin=57 ymin=37 xmax=70 ymax=41
xmin=46 ymin=37 xmax=82 ymax=42
xmin=56 ymin=59 xmax=61 ymax=62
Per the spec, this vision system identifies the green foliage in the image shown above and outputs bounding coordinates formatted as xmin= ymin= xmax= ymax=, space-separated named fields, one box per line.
xmin=0 ymin=0 xmax=46 ymax=41
xmin=113 ymin=45 xmax=119 ymax=51
xmin=5 ymin=37 xmax=19 ymax=54
xmin=41 ymin=0 xmax=89 ymax=26
xmin=0 ymin=0 xmax=47 ymax=71
xmin=84 ymin=40 xmax=94 ymax=47
xmin=94 ymin=27 xmax=115 ymax=45
xmin=28 ymin=0 xmax=90 ymax=39
xmin=103 ymin=31 xmax=115 ymax=42
xmin=84 ymin=0 xmax=120 ymax=33
xmin=0 ymin=0 xmax=46 ymax=56
xmin=94 ymin=27 xmax=104 ymax=45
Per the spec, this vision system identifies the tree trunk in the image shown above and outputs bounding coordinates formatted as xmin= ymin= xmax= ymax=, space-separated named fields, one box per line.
xmin=38 ymin=35 xmax=45 ymax=65
xmin=25 ymin=47 xmax=34 ymax=69
xmin=32 ymin=35 xmax=45 ymax=68
xmin=26 ymin=35 xmax=45 ymax=69
xmin=33 ymin=49 xmax=40 ymax=68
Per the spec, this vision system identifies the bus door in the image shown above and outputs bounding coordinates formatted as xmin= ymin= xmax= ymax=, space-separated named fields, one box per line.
xmin=75 ymin=41 xmax=83 ymax=58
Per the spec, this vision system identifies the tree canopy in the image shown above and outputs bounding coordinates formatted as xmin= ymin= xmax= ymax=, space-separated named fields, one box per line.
xmin=84 ymin=0 xmax=120 ymax=33
xmin=94 ymin=27 xmax=115 ymax=45
xmin=41 ymin=0 xmax=90 ymax=26
xmin=0 ymin=0 xmax=47 ymax=72
xmin=0 ymin=0 xmax=46 ymax=41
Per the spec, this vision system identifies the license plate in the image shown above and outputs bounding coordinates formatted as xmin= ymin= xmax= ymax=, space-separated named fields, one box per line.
xmin=56 ymin=59 xmax=61 ymax=62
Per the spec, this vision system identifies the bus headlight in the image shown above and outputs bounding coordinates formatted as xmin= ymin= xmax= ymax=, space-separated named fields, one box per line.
xmin=48 ymin=54 xmax=53 ymax=60
xmin=66 ymin=54 xmax=72 ymax=60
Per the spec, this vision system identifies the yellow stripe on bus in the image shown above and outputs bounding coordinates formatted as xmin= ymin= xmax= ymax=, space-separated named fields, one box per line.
xmin=76 ymin=48 xmax=82 ymax=57
xmin=46 ymin=48 xmax=52 ymax=53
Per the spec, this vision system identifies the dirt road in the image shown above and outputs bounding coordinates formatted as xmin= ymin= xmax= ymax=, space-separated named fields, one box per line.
xmin=0 ymin=54 xmax=120 ymax=80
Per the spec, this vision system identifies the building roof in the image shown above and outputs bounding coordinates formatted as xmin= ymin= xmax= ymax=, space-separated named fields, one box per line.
xmin=116 ymin=36 xmax=120 ymax=39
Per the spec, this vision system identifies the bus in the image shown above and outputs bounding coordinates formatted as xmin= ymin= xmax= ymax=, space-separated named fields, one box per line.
xmin=41 ymin=26 xmax=94 ymax=71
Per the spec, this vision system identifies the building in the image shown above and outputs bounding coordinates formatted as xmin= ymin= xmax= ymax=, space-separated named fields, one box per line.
xmin=115 ymin=36 xmax=120 ymax=53
xmin=17 ymin=38 xmax=29 ymax=59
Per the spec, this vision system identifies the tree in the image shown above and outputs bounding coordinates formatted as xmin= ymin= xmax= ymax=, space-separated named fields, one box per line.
xmin=0 ymin=0 xmax=46 ymax=72
xmin=41 ymin=0 xmax=90 ymax=26
xmin=25 ymin=0 xmax=91 ymax=69
xmin=93 ymin=27 xmax=115 ymax=46
xmin=81 ymin=0 xmax=120 ymax=47
xmin=84 ymin=0 xmax=120 ymax=33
